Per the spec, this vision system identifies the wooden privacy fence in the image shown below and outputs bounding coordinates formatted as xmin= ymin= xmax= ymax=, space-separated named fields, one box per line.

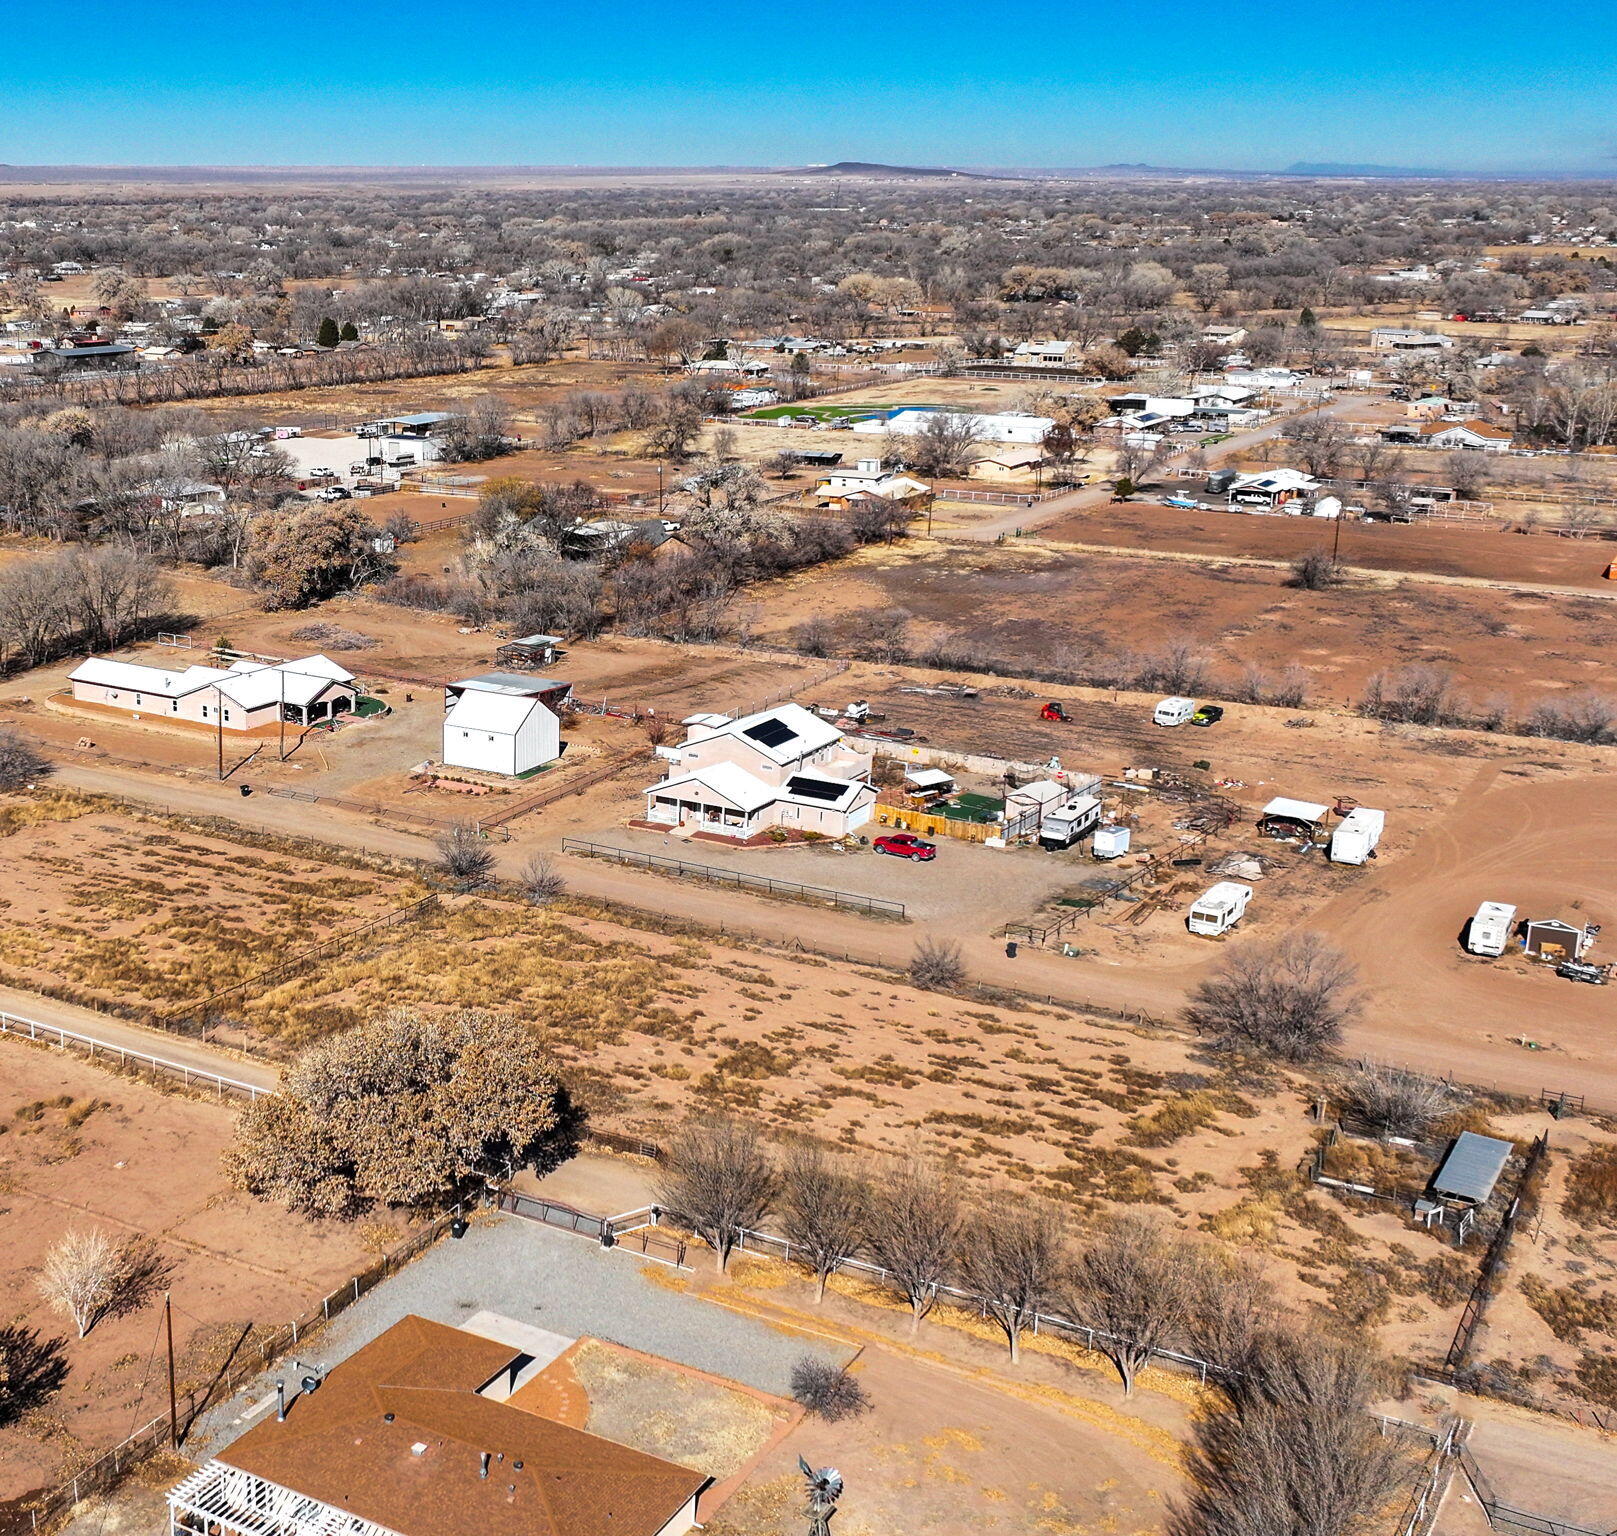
xmin=872 ymin=801 xmax=996 ymax=844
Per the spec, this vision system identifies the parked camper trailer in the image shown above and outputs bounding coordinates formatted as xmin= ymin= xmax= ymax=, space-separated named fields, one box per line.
xmin=1468 ymin=901 xmax=1517 ymax=957
xmin=1187 ymin=882 xmax=1252 ymax=937
xmin=1092 ymin=825 xmax=1131 ymax=860
xmin=1330 ymin=808 xmax=1385 ymax=865
xmin=1154 ymin=696 xmax=1197 ymax=727
xmin=1039 ymin=793 xmax=1103 ymax=851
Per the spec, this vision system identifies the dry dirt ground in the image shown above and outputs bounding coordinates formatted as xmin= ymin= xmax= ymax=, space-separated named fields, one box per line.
xmin=174 ymin=357 xmax=679 ymax=429
xmin=0 ymin=1045 xmax=376 ymax=1507
xmin=0 ymin=803 xmax=425 ymax=1040
xmin=1035 ymin=498 xmax=1617 ymax=592
xmin=744 ymin=536 xmax=1617 ymax=711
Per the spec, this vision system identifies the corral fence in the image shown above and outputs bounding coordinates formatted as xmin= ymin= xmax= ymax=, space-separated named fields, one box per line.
xmin=560 ymin=838 xmax=906 ymax=919
xmin=0 ymin=1009 xmax=269 ymax=1101
xmin=934 ymin=486 xmax=1068 ymax=508
xmin=157 ymin=894 xmax=442 ymax=1030
xmin=19 ymin=1209 xmax=461 ymax=1535
xmin=1436 ymin=1133 xmax=1551 ymax=1377
xmin=1455 ymin=1439 xmax=1613 ymax=1536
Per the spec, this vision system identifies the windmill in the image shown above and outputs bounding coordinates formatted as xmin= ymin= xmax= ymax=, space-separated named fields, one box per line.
xmin=798 ymin=1454 xmax=843 ymax=1536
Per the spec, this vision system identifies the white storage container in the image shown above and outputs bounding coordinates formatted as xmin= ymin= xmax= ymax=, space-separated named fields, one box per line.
xmin=1092 ymin=825 xmax=1131 ymax=859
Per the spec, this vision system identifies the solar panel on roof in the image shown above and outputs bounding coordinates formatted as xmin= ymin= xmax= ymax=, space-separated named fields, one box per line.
xmin=743 ymin=717 xmax=797 ymax=749
xmin=786 ymin=775 xmax=846 ymax=803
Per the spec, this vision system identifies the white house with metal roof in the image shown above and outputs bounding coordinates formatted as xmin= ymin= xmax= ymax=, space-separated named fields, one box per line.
xmin=641 ymin=703 xmax=876 ymax=841
xmin=68 ymin=654 xmax=357 ymax=731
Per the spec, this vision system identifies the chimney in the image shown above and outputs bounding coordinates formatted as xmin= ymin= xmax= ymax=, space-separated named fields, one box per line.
xmin=479 ymin=1452 xmax=491 ymax=1480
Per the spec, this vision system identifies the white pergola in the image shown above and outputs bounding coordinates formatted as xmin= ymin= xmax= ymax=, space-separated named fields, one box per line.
xmin=169 ymin=1460 xmax=399 ymax=1536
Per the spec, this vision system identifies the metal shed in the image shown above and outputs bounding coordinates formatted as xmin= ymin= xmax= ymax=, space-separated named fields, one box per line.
xmin=1431 ymin=1131 xmax=1513 ymax=1206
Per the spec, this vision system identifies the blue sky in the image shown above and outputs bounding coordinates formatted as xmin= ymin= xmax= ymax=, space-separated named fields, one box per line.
xmin=3 ymin=0 xmax=1613 ymax=173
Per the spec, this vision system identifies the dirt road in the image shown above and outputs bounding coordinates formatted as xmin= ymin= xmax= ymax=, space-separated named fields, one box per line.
xmin=0 ymin=983 xmax=280 ymax=1091
xmin=35 ymin=754 xmax=1617 ymax=1108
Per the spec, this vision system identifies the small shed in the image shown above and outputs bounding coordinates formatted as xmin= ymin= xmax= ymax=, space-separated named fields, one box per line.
xmin=903 ymin=767 xmax=955 ymax=802
xmin=1258 ymin=797 xmax=1329 ymax=840
xmin=1522 ymin=918 xmax=1591 ymax=960
xmin=1431 ymin=1131 xmax=1513 ymax=1207
xmin=495 ymin=634 xmax=563 ymax=670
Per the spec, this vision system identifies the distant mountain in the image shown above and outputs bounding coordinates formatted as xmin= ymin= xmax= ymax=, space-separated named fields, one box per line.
xmin=1282 ymin=161 xmax=1453 ymax=178
xmin=781 ymin=161 xmax=998 ymax=180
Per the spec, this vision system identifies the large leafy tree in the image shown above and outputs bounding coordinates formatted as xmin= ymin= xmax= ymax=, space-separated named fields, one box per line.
xmin=227 ymin=1009 xmax=576 ymax=1217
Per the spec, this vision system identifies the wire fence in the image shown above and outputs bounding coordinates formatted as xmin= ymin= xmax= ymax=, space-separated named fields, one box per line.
xmin=19 ymin=1209 xmax=461 ymax=1534
xmin=157 ymin=895 xmax=442 ymax=1029
xmin=561 ymin=838 xmax=906 ymax=919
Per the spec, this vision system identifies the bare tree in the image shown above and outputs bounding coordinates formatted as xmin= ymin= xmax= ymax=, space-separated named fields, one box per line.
xmin=790 ymin=1356 xmax=871 ymax=1421
xmin=909 ymin=936 xmax=965 ymax=992
xmin=37 ymin=1230 xmax=170 ymax=1339
xmin=654 ymin=1118 xmax=775 ymax=1272
xmin=1188 ymin=933 xmax=1362 ymax=1062
xmin=1171 ymin=1326 xmax=1417 ymax=1536
xmin=1338 ymin=1062 xmax=1453 ymax=1138
xmin=778 ymin=1142 xmax=868 ymax=1302
xmin=517 ymin=853 xmax=565 ymax=905
xmin=1289 ymin=549 xmax=1344 ymax=591
xmin=0 ymin=728 xmax=54 ymax=792
xmin=864 ymin=1156 xmax=961 ymax=1331
xmin=1562 ymin=503 xmax=1609 ymax=539
xmin=957 ymin=1203 xmax=1069 ymax=1363
xmin=432 ymin=821 xmax=495 ymax=888
xmin=1067 ymin=1211 xmax=1198 ymax=1396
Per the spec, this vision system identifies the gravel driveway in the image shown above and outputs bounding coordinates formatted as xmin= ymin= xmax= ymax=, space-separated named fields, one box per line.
xmin=190 ymin=1214 xmax=849 ymax=1457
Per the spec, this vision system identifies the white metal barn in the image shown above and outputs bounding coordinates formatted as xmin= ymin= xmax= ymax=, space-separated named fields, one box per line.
xmin=442 ymin=689 xmax=562 ymax=776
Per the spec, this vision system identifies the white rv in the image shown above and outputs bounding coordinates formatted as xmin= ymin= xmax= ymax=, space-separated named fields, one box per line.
xmin=1330 ymin=808 xmax=1385 ymax=865
xmin=1187 ymin=882 xmax=1253 ymax=937
xmin=1154 ymin=696 xmax=1196 ymax=727
xmin=1038 ymin=793 xmax=1104 ymax=851
xmin=1468 ymin=901 xmax=1517 ymax=957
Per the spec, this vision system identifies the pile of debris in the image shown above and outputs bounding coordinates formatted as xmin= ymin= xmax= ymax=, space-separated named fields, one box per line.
xmin=288 ymin=621 xmax=379 ymax=650
xmin=1207 ymin=850 xmax=1276 ymax=881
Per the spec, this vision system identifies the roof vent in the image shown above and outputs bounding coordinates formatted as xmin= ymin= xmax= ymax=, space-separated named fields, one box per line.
xmin=383 ymin=1413 xmax=395 ymax=1423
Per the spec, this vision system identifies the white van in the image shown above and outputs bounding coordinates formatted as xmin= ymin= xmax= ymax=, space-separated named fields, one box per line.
xmin=1154 ymin=696 xmax=1197 ymax=727
xmin=1469 ymin=901 xmax=1517 ymax=957
xmin=1187 ymin=882 xmax=1253 ymax=937
xmin=1329 ymin=808 xmax=1385 ymax=865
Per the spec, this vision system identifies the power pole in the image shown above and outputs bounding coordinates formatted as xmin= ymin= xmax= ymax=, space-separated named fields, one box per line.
xmin=278 ymin=665 xmax=286 ymax=761
xmin=215 ymin=690 xmax=223 ymax=781
xmin=165 ymin=1290 xmax=179 ymax=1447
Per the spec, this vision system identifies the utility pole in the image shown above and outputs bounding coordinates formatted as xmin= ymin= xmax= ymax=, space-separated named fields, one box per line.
xmin=215 ymin=689 xmax=223 ymax=781
xmin=278 ymin=664 xmax=286 ymax=761
xmin=165 ymin=1290 xmax=179 ymax=1448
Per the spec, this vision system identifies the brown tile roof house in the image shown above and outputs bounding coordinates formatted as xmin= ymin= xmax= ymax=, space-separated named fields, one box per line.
xmin=168 ymin=1317 xmax=706 ymax=1536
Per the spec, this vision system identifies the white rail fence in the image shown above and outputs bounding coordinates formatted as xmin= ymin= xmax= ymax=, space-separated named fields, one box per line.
xmin=0 ymin=1009 xmax=270 ymax=1100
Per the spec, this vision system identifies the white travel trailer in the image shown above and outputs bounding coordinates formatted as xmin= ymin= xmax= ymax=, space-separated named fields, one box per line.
xmin=1468 ymin=901 xmax=1517 ymax=957
xmin=1038 ymin=793 xmax=1104 ymax=851
xmin=1187 ymin=882 xmax=1253 ymax=937
xmin=1329 ymin=808 xmax=1385 ymax=865
xmin=1153 ymin=696 xmax=1196 ymax=727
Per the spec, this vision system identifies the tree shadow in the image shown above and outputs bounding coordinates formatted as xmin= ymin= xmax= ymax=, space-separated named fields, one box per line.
xmin=0 ymin=1326 xmax=71 ymax=1426
xmin=98 ymin=1239 xmax=178 ymax=1330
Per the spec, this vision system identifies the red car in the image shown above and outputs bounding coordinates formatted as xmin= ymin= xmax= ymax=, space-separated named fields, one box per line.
xmin=873 ymin=832 xmax=937 ymax=862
